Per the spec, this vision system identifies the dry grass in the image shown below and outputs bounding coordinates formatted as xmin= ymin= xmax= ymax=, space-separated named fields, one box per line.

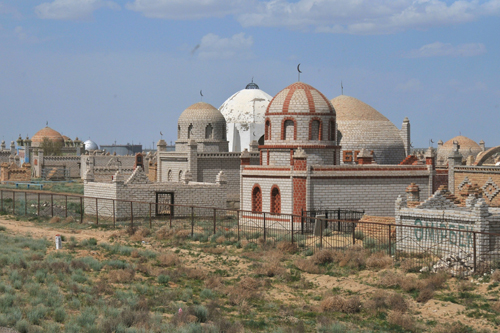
xmin=216 ymin=236 xmax=226 ymax=244
xmin=276 ymin=241 xmax=297 ymax=254
xmin=205 ymin=276 xmax=222 ymax=290
xmin=131 ymin=250 xmax=140 ymax=258
xmin=175 ymin=230 xmax=191 ymax=239
xmin=130 ymin=228 xmax=151 ymax=241
xmin=378 ymin=271 xmax=403 ymax=288
xmin=457 ymin=280 xmax=474 ymax=292
xmin=331 ymin=246 xmax=367 ymax=269
xmin=416 ymin=287 xmax=434 ymax=303
xmin=62 ymin=216 xmax=74 ymax=224
xmin=311 ymin=250 xmax=334 ymax=265
xmin=108 ymin=269 xmax=135 ymax=283
xmin=158 ymin=253 xmax=180 ymax=267
xmin=205 ymin=247 xmax=225 ymax=254
xmin=366 ymin=251 xmax=393 ymax=270
xmin=49 ymin=216 xmax=60 ymax=224
xmin=239 ymin=239 xmax=249 ymax=248
xmin=320 ymin=295 xmax=361 ymax=314
xmin=255 ymin=260 xmax=286 ymax=277
xmin=491 ymin=269 xmax=500 ymax=282
xmin=434 ymin=321 xmax=474 ymax=333
xmin=227 ymin=277 xmax=262 ymax=305
xmin=155 ymin=227 xmax=174 ymax=240
xmin=491 ymin=301 xmax=500 ymax=313
xmin=364 ymin=290 xmax=409 ymax=313
xmin=180 ymin=266 xmax=208 ymax=280
xmin=294 ymin=259 xmax=323 ymax=274
xmin=387 ymin=311 xmax=416 ymax=332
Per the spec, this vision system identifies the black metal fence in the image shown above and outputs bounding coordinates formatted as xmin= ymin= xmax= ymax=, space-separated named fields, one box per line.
xmin=1 ymin=189 xmax=500 ymax=277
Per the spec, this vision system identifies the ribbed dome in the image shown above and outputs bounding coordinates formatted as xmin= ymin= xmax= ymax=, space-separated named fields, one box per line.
xmin=31 ymin=126 xmax=64 ymax=145
xmin=331 ymin=95 xmax=406 ymax=165
xmin=442 ymin=136 xmax=480 ymax=149
xmin=179 ymin=102 xmax=225 ymax=123
xmin=266 ymin=82 xmax=334 ymax=115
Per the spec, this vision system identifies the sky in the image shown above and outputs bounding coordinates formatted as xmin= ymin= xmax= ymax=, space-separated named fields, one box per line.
xmin=0 ymin=0 xmax=499 ymax=150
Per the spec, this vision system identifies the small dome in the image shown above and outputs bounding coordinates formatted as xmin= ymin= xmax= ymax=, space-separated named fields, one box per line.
xmin=437 ymin=135 xmax=482 ymax=165
xmin=31 ymin=126 xmax=64 ymax=145
xmin=245 ymin=82 xmax=259 ymax=89
xmin=84 ymin=139 xmax=99 ymax=151
xmin=442 ymin=135 xmax=480 ymax=150
xmin=178 ymin=102 xmax=225 ymax=123
xmin=331 ymin=95 xmax=406 ymax=164
xmin=266 ymin=82 xmax=334 ymax=115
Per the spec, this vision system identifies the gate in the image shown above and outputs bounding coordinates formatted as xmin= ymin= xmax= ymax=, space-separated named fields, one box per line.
xmin=156 ymin=192 xmax=174 ymax=216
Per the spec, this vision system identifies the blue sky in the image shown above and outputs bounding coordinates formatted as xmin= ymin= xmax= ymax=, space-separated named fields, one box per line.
xmin=1 ymin=0 xmax=499 ymax=150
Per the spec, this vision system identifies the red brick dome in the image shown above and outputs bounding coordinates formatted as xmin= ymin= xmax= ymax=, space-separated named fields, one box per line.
xmin=266 ymin=82 xmax=334 ymax=115
xmin=31 ymin=126 xmax=64 ymax=144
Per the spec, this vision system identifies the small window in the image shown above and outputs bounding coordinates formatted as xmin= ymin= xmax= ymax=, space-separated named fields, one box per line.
xmin=205 ymin=124 xmax=213 ymax=139
xmin=310 ymin=120 xmax=321 ymax=141
xmin=265 ymin=120 xmax=271 ymax=140
xmin=187 ymin=124 xmax=193 ymax=139
xmin=284 ymin=120 xmax=294 ymax=141
xmin=179 ymin=170 xmax=183 ymax=181
xmin=177 ymin=125 xmax=181 ymax=139
xmin=167 ymin=170 xmax=172 ymax=182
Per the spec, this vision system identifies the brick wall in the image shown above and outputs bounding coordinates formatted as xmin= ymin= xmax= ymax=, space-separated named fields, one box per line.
xmin=453 ymin=166 xmax=500 ymax=207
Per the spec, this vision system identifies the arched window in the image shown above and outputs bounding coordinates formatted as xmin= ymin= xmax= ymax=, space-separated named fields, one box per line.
xmin=187 ymin=124 xmax=193 ymax=139
xmin=265 ymin=119 xmax=271 ymax=140
xmin=222 ymin=124 xmax=226 ymax=140
xmin=329 ymin=119 xmax=336 ymax=141
xmin=270 ymin=186 xmax=281 ymax=214
xmin=179 ymin=170 xmax=183 ymax=181
xmin=252 ymin=185 xmax=262 ymax=212
xmin=177 ymin=125 xmax=181 ymax=139
xmin=167 ymin=170 xmax=172 ymax=182
xmin=310 ymin=119 xmax=321 ymax=141
xmin=284 ymin=120 xmax=295 ymax=141
xmin=205 ymin=124 xmax=213 ymax=139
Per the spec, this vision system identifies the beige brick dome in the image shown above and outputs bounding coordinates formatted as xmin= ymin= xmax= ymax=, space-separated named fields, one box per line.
xmin=31 ymin=126 xmax=64 ymax=147
xmin=179 ymin=102 xmax=226 ymax=123
xmin=437 ymin=135 xmax=482 ymax=165
xmin=331 ymin=95 xmax=406 ymax=165
xmin=266 ymin=82 xmax=334 ymax=114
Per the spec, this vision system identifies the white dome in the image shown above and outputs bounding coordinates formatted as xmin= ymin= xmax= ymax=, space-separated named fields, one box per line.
xmin=219 ymin=83 xmax=272 ymax=125
xmin=84 ymin=139 xmax=99 ymax=151
xmin=219 ymin=82 xmax=272 ymax=152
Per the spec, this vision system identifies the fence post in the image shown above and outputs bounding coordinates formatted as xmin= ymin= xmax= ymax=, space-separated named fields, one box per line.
xmin=0 ymin=190 xmax=3 ymax=212
xmin=95 ymin=198 xmax=99 ymax=225
xmin=263 ymin=212 xmax=266 ymax=241
xmin=352 ymin=221 xmax=356 ymax=245
xmin=213 ymin=208 xmax=216 ymax=235
xmin=149 ymin=203 xmax=152 ymax=229
xmin=50 ymin=194 xmax=53 ymax=217
xmin=473 ymin=232 xmax=477 ymax=273
xmin=24 ymin=192 xmax=27 ymax=216
xmin=169 ymin=204 xmax=172 ymax=228
xmin=191 ymin=206 xmax=194 ymax=237
xmin=130 ymin=201 xmax=134 ymax=229
xmin=338 ymin=209 xmax=341 ymax=232
xmin=291 ymin=215 xmax=294 ymax=244
xmin=80 ymin=197 xmax=83 ymax=223
xmin=37 ymin=193 xmax=40 ymax=217
xmin=113 ymin=200 xmax=116 ymax=229
xmin=320 ymin=217 xmax=323 ymax=249
xmin=237 ymin=210 xmax=240 ymax=241
xmin=301 ymin=209 xmax=304 ymax=235
xmin=13 ymin=191 xmax=15 ymax=215
xmin=65 ymin=195 xmax=68 ymax=218
xmin=388 ymin=224 xmax=392 ymax=256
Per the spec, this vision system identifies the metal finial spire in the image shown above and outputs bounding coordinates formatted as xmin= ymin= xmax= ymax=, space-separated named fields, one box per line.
xmin=251 ymin=76 xmax=254 ymax=83
xmin=200 ymin=90 xmax=203 ymax=101
xmin=297 ymin=63 xmax=302 ymax=82
xmin=341 ymin=80 xmax=343 ymax=95
xmin=46 ymin=121 xmax=48 ymax=127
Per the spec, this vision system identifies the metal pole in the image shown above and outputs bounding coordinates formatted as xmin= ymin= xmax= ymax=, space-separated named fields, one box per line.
xmin=37 ymin=193 xmax=40 ymax=217
xmin=388 ymin=224 xmax=392 ymax=256
xmin=149 ymin=203 xmax=152 ymax=229
xmin=0 ymin=190 xmax=3 ymax=212
xmin=24 ymin=192 xmax=27 ymax=216
xmin=352 ymin=221 xmax=356 ymax=245
xmin=169 ymin=204 xmax=172 ymax=228
xmin=50 ymin=194 xmax=53 ymax=217
xmin=130 ymin=201 xmax=134 ymax=229
xmin=473 ymin=232 xmax=477 ymax=273
xmin=338 ymin=209 xmax=341 ymax=232
xmin=95 ymin=198 xmax=99 ymax=225
xmin=112 ymin=200 xmax=116 ymax=228
xmin=237 ymin=210 xmax=240 ymax=241
xmin=80 ymin=197 xmax=83 ymax=223
xmin=320 ymin=217 xmax=323 ymax=249
xmin=213 ymin=208 xmax=216 ymax=235
xmin=291 ymin=215 xmax=294 ymax=244
xmin=13 ymin=191 xmax=15 ymax=215
xmin=191 ymin=206 xmax=194 ymax=237
xmin=301 ymin=209 xmax=304 ymax=235
xmin=65 ymin=195 xmax=68 ymax=218
xmin=263 ymin=212 xmax=266 ymax=241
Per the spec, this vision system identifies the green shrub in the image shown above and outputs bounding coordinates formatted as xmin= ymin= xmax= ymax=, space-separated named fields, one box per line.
xmin=77 ymin=307 xmax=97 ymax=328
xmin=27 ymin=305 xmax=47 ymax=325
xmin=0 ymin=294 xmax=15 ymax=311
xmin=71 ymin=270 xmax=87 ymax=283
xmin=244 ymin=242 xmax=258 ymax=251
xmin=354 ymin=231 xmax=365 ymax=240
xmin=181 ymin=288 xmax=193 ymax=302
xmin=69 ymin=297 xmax=81 ymax=310
xmin=54 ymin=307 xmax=66 ymax=323
xmin=158 ymin=275 xmax=170 ymax=285
xmin=35 ymin=269 xmax=48 ymax=283
xmin=15 ymin=319 xmax=30 ymax=333
xmin=200 ymin=289 xmax=215 ymax=300
xmin=79 ymin=256 xmax=102 ymax=271
xmin=80 ymin=238 xmax=98 ymax=248
xmin=317 ymin=322 xmax=348 ymax=333
xmin=103 ymin=259 xmax=129 ymax=269
xmin=0 ymin=226 xmax=6 ymax=232
xmin=193 ymin=305 xmax=208 ymax=323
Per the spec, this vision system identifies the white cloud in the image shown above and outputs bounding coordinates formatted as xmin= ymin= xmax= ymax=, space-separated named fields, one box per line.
xmin=236 ymin=0 xmax=500 ymax=34
xmin=197 ymin=32 xmax=254 ymax=60
xmin=396 ymin=78 xmax=422 ymax=92
xmin=405 ymin=42 xmax=487 ymax=58
xmin=125 ymin=0 xmax=246 ymax=19
xmin=35 ymin=0 xmax=119 ymax=20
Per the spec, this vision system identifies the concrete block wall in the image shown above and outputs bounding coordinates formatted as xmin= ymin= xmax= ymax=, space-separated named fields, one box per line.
xmin=41 ymin=156 xmax=81 ymax=178
xmin=241 ymin=176 xmax=293 ymax=214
